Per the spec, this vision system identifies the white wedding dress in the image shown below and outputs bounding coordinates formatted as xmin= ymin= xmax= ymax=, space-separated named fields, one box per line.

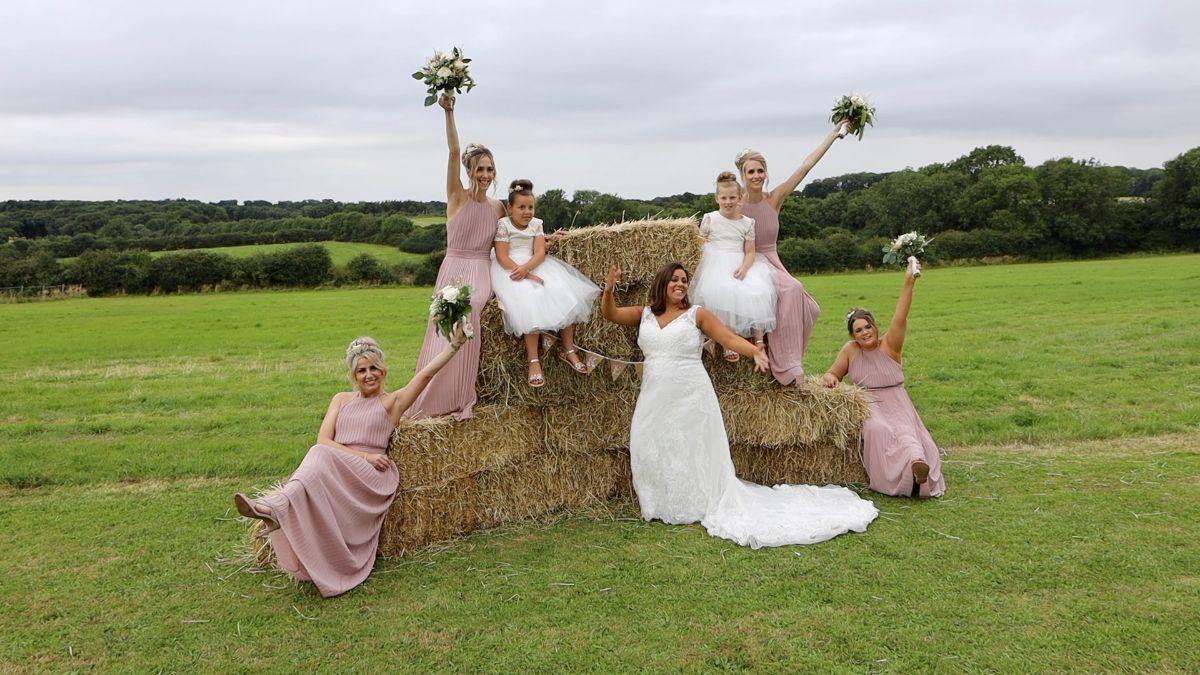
xmin=629 ymin=305 xmax=879 ymax=547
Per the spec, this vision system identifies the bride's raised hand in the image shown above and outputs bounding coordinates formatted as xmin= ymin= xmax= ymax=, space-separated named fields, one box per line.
xmin=438 ymin=93 xmax=455 ymax=111
xmin=605 ymin=264 xmax=622 ymax=291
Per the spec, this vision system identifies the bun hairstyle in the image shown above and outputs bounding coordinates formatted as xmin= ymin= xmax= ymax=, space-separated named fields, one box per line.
xmin=508 ymin=178 xmax=535 ymax=200
xmin=715 ymin=170 xmax=744 ymax=194
xmin=345 ymin=336 xmax=387 ymax=387
xmin=845 ymin=308 xmax=877 ymax=335
xmin=461 ymin=143 xmax=495 ymax=189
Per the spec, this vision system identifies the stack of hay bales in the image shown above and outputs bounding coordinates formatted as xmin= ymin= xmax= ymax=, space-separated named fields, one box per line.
xmin=376 ymin=216 xmax=869 ymax=556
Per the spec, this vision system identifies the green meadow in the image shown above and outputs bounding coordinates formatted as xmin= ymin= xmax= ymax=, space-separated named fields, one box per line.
xmin=59 ymin=241 xmax=427 ymax=268
xmin=1 ymin=255 xmax=1198 ymax=671
xmin=152 ymin=241 xmax=428 ymax=267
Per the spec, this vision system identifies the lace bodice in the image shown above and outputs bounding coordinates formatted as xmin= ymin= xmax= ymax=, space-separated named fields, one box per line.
xmin=638 ymin=306 xmax=704 ymax=363
xmin=699 ymin=212 xmax=755 ymax=252
xmin=494 ymin=217 xmax=544 ymax=257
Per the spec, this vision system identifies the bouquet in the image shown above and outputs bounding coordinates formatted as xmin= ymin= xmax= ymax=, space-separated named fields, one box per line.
xmin=428 ymin=278 xmax=475 ymax=339
xmin=412 ymin=47 xmax=475 ymax=106
xmin=883 ymin=232 xmax=932 ymax=277
xmin=830 ymin=94 xmax=876 ymax=140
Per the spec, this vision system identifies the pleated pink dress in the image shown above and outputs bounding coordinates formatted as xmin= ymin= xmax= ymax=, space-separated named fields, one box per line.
xmin=847 ymin=346 xmax=946 ymax=497
xmin=741 ymin=199 xmax=820 ymax=384
xmin=405 ymin=198 xmax=497 ymax=420
xmin=260 ymin=394 xmax=399 ymax=597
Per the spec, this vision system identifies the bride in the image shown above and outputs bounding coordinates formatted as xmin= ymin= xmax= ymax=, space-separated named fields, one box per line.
xmin=602 ymin=262 xmax=878 ymax=547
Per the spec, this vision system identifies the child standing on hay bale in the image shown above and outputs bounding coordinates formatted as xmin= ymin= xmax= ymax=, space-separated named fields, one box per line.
xmin=603 ymin=261 xmax=878 ymax=548
xmin=690 ymin=171 xmax=778 ymax=362
xmin=491 ymin=178 xmax=600 ymax=387
xmin=407 ymin=93 xmax=504 ymax=420
xmin=234 ymin=328 xmax=467 ymax=597
xmin=735 ymin=120 xmax=850 ymax=385
xmin=822 ymin=261 xmax=945 ymax=498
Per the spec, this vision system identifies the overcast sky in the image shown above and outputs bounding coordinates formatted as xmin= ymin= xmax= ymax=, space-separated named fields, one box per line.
xmin=2 ymin=0 xmax=1197 ymax=203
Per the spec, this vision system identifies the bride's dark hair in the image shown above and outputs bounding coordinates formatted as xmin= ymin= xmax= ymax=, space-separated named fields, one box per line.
xmin=648 ymin=262 xmax=691 ymax=316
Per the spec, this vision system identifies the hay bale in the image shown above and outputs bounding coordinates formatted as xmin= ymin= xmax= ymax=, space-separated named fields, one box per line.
xmin=380 ymin=449 xmax=627 ymax=555
xmin=476 ymin=297 xmax=644 ymax=408
xmin=730 ymin=443 xmax=868 ymax=487
xmin=546 ymin=217 xmax=703 ymax=287
xmin=389 ymin=404 xmax=542 ymax=487
xmin=718 ymin=378 xmax=869 ymax=451
xmin=540 ymin=391 xmax=638 ymax=454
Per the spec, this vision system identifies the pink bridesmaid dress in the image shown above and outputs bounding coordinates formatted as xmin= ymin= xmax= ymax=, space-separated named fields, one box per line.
xmin=847 ymin=346 xmax=946 ymax=497
xmin=259 ymin=394 xmax=399 ymax=597
xmin=405 ymin=198 xmax=497 ymax=420
xmin=740 ymin=199 xmax=821 ymax=384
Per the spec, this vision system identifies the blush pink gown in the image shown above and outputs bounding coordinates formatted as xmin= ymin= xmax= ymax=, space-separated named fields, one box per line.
xmin=847 ymin=346 xmax=946 ymax=497
xmin=260 ymin=394 xmax=399 ymax=597
xmin=405 ymin=198 xmax=497 ymax=420
xmin=740 ymin=199 xmax=820 ymax=384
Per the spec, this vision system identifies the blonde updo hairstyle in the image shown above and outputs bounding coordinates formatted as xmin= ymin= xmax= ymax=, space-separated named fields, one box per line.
xmin=715 ymin=170 xmax=744 ymax=196
xmin=734 ymin=148 xmax=768 ymax=189
xmin=461 ymin=143 xmax=496 ymax=193
xmin=345 ymin=337 xmax=387 ymax=390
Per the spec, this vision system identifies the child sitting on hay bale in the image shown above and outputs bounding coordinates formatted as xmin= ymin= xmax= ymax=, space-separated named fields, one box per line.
xmin=690 ymin=171 xmax=778 ymax=362
xmin=490 ymin=178 xmax=601 ymax=388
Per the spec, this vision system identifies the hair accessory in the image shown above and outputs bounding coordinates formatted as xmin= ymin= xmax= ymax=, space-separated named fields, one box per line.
xmin=509 ymin=185 xmax=524 ymax=193
xmin=845 ymin=311 xmax=855 ymax=322
xmin=464 ymin=143 xmax=483 ymax=154
xmin=735 ymin=148 xmax=756 ymax=163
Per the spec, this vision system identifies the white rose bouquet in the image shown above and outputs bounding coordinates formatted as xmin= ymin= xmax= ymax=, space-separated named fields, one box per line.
xmin=412 ymin=47 xmax=475 ymax=106
xmin=428 ymin=278 xmax=475 ymax=339
xmin=882 ymin=231 xmax=932 ymax=277
xmin=830 ymin=94 xmax=876 ymax=140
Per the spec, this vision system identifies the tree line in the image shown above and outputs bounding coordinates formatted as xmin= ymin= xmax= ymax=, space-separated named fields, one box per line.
xmin=1 ymin=145 xmax=1197 ymax=295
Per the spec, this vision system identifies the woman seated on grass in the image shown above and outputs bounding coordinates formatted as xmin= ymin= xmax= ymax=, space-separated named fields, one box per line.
xmin=821 ymin=261 xmax=945 ymax=497
xmin=234 ymin=327 xmax=466 ymax=598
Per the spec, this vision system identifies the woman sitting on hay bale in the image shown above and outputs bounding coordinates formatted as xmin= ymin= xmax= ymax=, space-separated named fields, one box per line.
xmin=734 ymin=120 xmax=849 ymax=386
xmin=822 ymin=262 xmax=945 ymax=498
xmin=602 ymin=261 xmax=878 ymax=547
xmin=234 ymin=328 xmax=467 ymax=597
xmin=406 ymin=93 xmax=503 ymax=421
xmin=491 ymin=178 xmax=600 ymax=387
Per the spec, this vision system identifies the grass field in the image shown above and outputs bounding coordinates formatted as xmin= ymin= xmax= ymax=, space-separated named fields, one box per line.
xmin=2 ymin=254 xmax=1198 ymax=671
xmin=411 ymin=214 xmax=447 ymax=226
xmin=154 ymin=241 xmax=428 ymax=267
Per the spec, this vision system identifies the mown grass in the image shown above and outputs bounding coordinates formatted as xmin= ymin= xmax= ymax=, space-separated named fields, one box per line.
xmin=1 ymin=435 xmax=1196 ymax=671
xmin=1 ymin=254 xmax=1198 ymax=670
xmin=1 ymin=255 xmax=1196 ymax=486
xmin=154 ymin=241 xmax=428 ymax=267
xmin=411 ymin=214 xmax=447 ymax=226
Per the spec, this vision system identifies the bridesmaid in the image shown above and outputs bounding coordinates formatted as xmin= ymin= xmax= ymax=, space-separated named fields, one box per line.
xmin=234 ymin=329 xmax=467 ymax=597
xmin=406 ymin=93 xmax=505 ymax=420
xmin=821 ymin=261 xmax=945 ymax=497
xmin=735 ymin=120 xmax=849 ymax=385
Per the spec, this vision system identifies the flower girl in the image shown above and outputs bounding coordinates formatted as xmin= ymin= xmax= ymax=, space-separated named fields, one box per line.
xmin=689 ymin=171 xmax=778 ymax=361
xmin=491 ymin=178 xmax=601 ymax=387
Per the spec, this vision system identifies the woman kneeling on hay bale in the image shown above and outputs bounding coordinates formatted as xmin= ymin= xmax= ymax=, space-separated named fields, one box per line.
xmin=603 ymin=261 xmax=878 ymax=547
xmin=234 ymin=327 xmax=467 ymax=597
xmin=822 ymin=262 xmax=946 ymax=498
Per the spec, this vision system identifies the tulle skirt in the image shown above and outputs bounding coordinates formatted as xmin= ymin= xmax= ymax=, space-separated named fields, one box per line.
xmin=490 ymin=251 xmax=601 ymax=336
xmin=689 ymin=244 xmax=778 ymax=335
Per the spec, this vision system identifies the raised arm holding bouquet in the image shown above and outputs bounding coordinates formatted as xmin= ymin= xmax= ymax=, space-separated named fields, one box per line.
xmin=405 ymin=49 xmax=502 ymax=421
xmin=830 ymin=94 xmax=876 ymax=140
